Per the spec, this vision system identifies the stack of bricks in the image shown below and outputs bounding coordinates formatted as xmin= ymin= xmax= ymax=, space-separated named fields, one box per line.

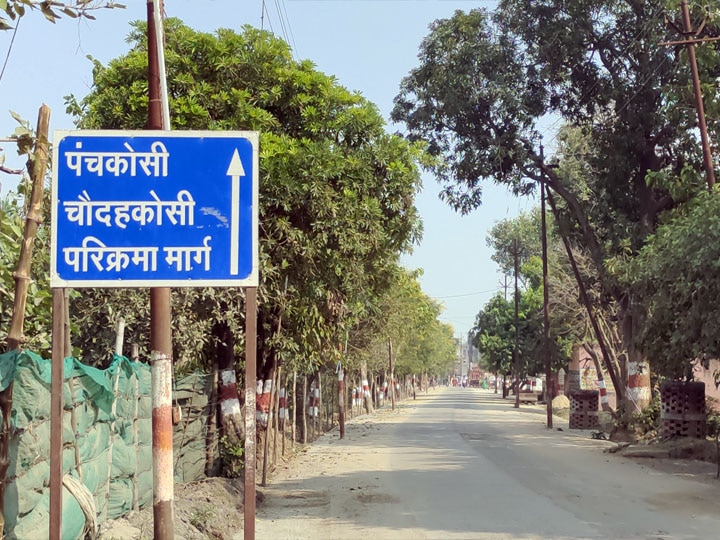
xmin=660 ymin=381 xmax=706 ymax=439
xmin=569 ymin=390 xmax=599 ymax=430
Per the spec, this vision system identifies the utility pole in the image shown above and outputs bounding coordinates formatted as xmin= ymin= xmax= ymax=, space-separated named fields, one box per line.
xmin=662 ymin=0 xmax=718 ymax=189
xmin=513 ymin=238 xmax=520 ymax=409
xmin=540 ymin=145 xmax=553 ymax=427
xmin=499 ymin=274 xmax=508 ymax=302
xmin=147 ymin=2 xmax=174 ymax=539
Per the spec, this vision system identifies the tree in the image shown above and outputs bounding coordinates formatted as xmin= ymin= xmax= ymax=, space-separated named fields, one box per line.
xmin=392 ymin=1 xmax=713 ymax=410
xmin=473 ymin=294 xmax=515 ymax=378
xmin=66 ymin=19 xmax=426 ymax=388
xmin=630 ymin=192 xmax=720 ymax=380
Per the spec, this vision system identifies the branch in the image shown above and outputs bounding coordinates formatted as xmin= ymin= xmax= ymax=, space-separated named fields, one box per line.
xmin=520 ymin=151 xmax=606 ymax=279
xmin=0 ymin=164 xmax=22 ymax=175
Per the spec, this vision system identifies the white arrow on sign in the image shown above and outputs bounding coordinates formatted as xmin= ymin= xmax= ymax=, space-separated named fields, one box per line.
xmin=226 ymin=149 xmax=246 ymax=275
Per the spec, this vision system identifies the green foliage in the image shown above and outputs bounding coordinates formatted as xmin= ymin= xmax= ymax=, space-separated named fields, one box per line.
xmin=475 ymin=209 xmax=579 ymax=379
xmin=473 ymin=294 xmax=515 ymax=375
xmin=218 ymin=435 xmax=244 ymax=479
xmin=64 ymin=19 xmax=427 ymax=377
xmin=629 ymin=191 xmax=720 ymax=378
xmin=707 ymin=409 xmax=720 ymax=440
xmin=630 ymin=393 xmax=661 ymax=437
xmin=344 ymin=267 xmax=455 ymax=379
xmin=189 ymin=506 xmax=215 ymax=533
xmin=393 ymin=1 xmax=720 ymax=388
xmin=0 ymin=185 xmax=53 ymax=354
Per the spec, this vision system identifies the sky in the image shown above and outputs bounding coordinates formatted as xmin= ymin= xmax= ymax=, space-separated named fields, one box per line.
xmin=0 ymin=0 xmax=531 ymax=339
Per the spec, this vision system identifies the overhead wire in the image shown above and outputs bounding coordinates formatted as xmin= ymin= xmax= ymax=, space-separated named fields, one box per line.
xmin=261 ymin=0 xmax=299 ymax=60
xmin=0 ymin=17 xmax=20 ymax=88
xmin=280 ymin=0 xmax=300 ymax=58
xmin=261 ymin=0 xmax=276 ymax=35
xmin=432 ymin=287 xmax=503 ymax=300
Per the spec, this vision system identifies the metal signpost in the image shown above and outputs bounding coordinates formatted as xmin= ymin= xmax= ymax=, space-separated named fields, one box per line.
xmin=51 ymin=130 xmax=259 ymax=287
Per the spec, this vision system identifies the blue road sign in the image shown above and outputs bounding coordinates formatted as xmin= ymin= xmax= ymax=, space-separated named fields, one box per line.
xmin=51 ymin=130 xmax=259 ymax=288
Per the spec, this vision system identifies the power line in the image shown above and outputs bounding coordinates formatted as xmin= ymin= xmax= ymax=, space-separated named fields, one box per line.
xmin=261 ymin=1 xmax=276 ymax=34
xmin=432 ymin=287 xmax=502 ymax=299
xmin=0 ymin=17 xmax=20 ymax=88
xmin=274 ymin=0 xmax=291 ymax=44
xmin=280 ymin=0 xmax=300 ymax=58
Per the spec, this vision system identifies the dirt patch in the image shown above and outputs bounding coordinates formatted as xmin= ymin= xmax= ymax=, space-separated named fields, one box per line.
xmin=611 ymin=437 xmax=720 ymax=485
xmin=98 ymin=477 xmax=247 ymax=540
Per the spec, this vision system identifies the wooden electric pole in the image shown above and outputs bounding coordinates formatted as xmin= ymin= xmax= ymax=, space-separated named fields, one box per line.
xmin=662 ymin=0 xmax=718 ymax=189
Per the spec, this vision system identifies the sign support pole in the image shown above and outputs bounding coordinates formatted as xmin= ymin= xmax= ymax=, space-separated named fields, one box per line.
xmin=244 ymin=287 xmax=258 ymax=540
xmin=148 ymin=2 xmax=174 ymax=539
xmin=49 ymin=289 xmax=65 ymax=540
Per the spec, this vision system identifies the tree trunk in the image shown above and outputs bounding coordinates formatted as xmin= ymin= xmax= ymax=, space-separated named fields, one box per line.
xmin=205 ymin=361 xmax=219 ymax=476
xmin=621 ymin=298 xmax=651 ymax=412
xmin=273 ymin=369 xmax=281 ymax=463
xmin=214 ymin=322 xmax=243 ymax=444
xmin=261 ymin=363 xmax=277 ymax=487
xmin=360 ymin=360 xmax=373 ymax=414
xmin=301 ymin=376 xmax=307 ymax=444
xmin=316 ymin=374 xmax=322 ymax=437
xmin=583 ymin=343 xmax=614 ymax=414
xmin=291 ymin=371 xmax=297 ymax=448
xmin=567 ymin=346 xmax=582 ymax=395
xmin=388 ymin=339 xmax=395 ymax=411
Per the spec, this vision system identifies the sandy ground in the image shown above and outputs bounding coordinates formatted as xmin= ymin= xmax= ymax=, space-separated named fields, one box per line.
xmin=99 ymin=390 xmax=720 ymax=539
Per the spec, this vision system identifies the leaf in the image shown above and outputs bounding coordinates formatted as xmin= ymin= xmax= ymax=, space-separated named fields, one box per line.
xmin=41 ymin=8 xmax=58 ymax=24
xmin=9 ymin=110 xmax=25 ymax=125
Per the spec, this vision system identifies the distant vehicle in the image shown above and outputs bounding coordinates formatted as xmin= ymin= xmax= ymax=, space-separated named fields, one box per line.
xmin=468 ymin=366 xmax=482 ymax=388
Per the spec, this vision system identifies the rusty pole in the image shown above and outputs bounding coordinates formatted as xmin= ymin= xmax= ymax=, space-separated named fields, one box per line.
xmin=147 ymin=2 xmax=174 ymax=538
xmin=244 ymin=287 xmax=258 ymax=540
xmin=49 ymin=289 xmax=65 ymax=540
xmin=680 ymin=0 xmax=716 ymax=189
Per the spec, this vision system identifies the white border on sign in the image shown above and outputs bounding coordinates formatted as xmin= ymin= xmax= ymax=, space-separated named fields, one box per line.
xmin=50 ymin=129 xmax=259 ymax=288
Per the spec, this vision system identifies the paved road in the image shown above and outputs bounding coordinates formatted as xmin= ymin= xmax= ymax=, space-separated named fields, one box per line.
xmin=253 ymin=387 xmax=720 ymax=540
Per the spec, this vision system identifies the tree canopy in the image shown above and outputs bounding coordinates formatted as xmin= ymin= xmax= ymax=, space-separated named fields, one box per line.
xmin=61 ymin=19 xmax=440 ymax=377
xmin=630 ymin=191 xmax=720 ymax=379
xmin=392 ymin=1 xmax=720 ymax=404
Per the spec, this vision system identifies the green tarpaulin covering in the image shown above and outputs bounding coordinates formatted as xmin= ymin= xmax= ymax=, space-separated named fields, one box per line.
xmin=0 ymin=350 xmax=218 ymax=539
